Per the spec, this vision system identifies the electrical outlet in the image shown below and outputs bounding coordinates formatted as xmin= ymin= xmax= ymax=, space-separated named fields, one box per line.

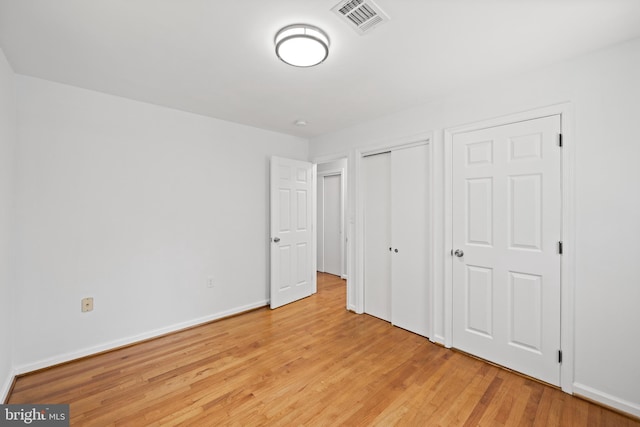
xmin=81 ymin=297 xmax=94 ymax=312
xmin=207 ymin=277 xmax=214 ymax=288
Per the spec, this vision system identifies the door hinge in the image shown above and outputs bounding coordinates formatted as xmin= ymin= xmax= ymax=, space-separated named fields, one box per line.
xmin=558 ymin=241 xmax=563 ymax=255
xmin=558 ymin=350 xmax=563 ymax=364
xmin=559 ymin=133 xmax=563 ymax=147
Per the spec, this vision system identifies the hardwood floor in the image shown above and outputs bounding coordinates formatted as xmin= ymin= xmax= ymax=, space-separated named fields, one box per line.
xmin=8 ymin=273 xmax=639 ymax=426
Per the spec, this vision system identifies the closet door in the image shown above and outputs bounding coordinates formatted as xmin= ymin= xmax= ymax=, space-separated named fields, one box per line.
xmin=451 ymin=116 xmax=561 ymax=385
xmin=391 ymin=144 xmax=430 ymax=336
xmin=363 ymin=153 xmax=392 ymax=322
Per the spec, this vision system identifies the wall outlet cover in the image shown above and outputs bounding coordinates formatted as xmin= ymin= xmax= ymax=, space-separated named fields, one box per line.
xmin=81 ymin=297 xmax=94 ymax=312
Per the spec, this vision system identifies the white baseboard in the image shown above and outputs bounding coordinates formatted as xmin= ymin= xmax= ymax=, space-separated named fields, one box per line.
xmin=13 ymin=300 xmax=268 ymax=376
xmin=430 ymin=334 xmax=445 ymax=346
xmin=1 ymin=368 xmax=16 ymax=403
xmin=573 ymin=382 xmax=640 ymax=418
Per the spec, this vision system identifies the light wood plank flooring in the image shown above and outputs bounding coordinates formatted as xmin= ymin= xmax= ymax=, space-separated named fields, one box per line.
xmin=8 ymin=273 xmax=639 ymax=426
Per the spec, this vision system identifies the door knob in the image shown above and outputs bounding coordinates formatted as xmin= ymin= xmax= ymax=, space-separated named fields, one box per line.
xmin=454 ymin=249 xmax=464 ymax=257
xmin=394 ymin=248 xmax=399 ymax=253
xmin=273 ymin=237 xmax=280 ymax=243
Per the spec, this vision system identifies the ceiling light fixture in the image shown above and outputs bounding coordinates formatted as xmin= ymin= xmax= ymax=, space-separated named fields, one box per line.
xmin=275 ymin=24 xmax=330 ymax=67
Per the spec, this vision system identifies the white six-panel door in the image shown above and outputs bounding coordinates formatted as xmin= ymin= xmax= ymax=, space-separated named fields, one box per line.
xmin=452 ymin=115 xmax=562 ymax=385
xmin=270 ymin=157 xmax=316 ymax=309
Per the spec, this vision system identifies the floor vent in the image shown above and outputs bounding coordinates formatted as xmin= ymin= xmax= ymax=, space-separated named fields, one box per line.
xmin=331 ymin=0 xmax=390 ymax=35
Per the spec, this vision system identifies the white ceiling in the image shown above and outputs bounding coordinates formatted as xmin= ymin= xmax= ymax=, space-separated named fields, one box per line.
xmin=1 ymin=0 xmax=640 ymax=138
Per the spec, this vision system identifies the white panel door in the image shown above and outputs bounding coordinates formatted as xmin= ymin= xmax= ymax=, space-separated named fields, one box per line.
xmin=323 ymin=174 xmax=342 ymax=276
xmin=270 ymin=157 xmax=316 ymax=309
xmin=452 ymin=115 xmax=562 ymax=385
xmin=363 ymin=153 xmax=391 ymax=322
xmin=391 ymin=144 xmax=430 ymax=337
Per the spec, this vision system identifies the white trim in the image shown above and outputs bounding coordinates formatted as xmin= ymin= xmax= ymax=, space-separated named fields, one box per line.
xmin=559 ymin=105 xmax=576 ymax=395
xmin=429 ymin=130 xmax=444 ymax=345
xmin=317 ymin=173 xmax=326 ymax=273
xmin=13 ymin=300 xmax=268 ymax=376
xmin=352 ymin=132 xmax=434 ymax=323
xmin=573 ymin=383 xmax=640 ymax=418
xmin=312 ymin=164 xmax=318 ymax=294
xmin=426 ymin=137 xmax=435 ymax=340
xmin=361 ymin=138 xmax=430 ymax=157
xmin=356 ymin=131 xmax=435 ymax=157
xmin=311 ymin=151 xmax=350 ymax=166
xmin=317 ymin=169 xmax=343 ymax=176
xmin=353 ymin=150 xmax=365 ymax=313
xmin=443 ymin=130 xmax=453 ymax=348
xmin=1 ymin=369 xmax=15 ymax=403
xmin=443 ymin=103 xmax=575 ymax=393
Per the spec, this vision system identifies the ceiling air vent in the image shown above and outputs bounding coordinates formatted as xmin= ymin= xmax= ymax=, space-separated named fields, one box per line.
xmin=331 ymin=0 xmax=390 ymax=35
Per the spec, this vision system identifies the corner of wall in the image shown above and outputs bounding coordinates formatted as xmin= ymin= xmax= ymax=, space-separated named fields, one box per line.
xmin=0 ymin=46 xmax=17 ymax=404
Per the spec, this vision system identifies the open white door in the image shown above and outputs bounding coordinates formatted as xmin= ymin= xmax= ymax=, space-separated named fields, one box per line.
xmin=270 ymin=156 xmax=316 ymax=309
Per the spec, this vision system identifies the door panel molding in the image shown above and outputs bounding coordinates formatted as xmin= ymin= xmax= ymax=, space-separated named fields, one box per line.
xmin=444 ymin=103 xmax=575 ymax=393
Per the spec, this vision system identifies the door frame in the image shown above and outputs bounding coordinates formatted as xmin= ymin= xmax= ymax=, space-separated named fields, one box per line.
xmin=317 ymin=168 xmax=346 ymax=278
xmin=312 ymin=153 xmax=351 ymax=311
xmin=352 ymin=132 xmax=435 ymax=337
xmin=443 ymin=103 xmax=575 ymax=393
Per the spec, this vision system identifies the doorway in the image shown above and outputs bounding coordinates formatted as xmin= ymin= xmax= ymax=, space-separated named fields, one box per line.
xmin=318 ymin=174 xmax=342 ymax=276
xmin=317 ymin=159 xmax=347 ymax=279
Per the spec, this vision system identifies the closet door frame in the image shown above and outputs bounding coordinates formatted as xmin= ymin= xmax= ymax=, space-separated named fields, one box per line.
xmin=352 ymin=133 xmax=435 ymax=338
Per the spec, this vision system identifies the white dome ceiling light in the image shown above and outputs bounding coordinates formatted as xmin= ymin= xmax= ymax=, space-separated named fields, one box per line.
xmin=275 ymin=24 xmax=330 ymax=67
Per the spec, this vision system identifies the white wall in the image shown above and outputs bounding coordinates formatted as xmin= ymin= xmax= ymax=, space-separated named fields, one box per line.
xmin=13 ymin=76 xmax=308 ymax=372
xmin=310 ymin=37 xmax=640 ymax=416
xmin=0 ymin=48 xmax=16 ymax=401
xmin=317 ymin=158 xmax=347 ymax=173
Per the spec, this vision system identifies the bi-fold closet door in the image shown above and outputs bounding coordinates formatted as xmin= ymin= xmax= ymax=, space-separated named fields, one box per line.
xmin=363 ymin=144 xmax=430 ymax=337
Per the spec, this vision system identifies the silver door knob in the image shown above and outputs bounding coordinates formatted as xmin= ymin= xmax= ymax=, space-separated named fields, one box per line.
xmin=454 ymin=249 xmax=464 ymax=257
xmin=273 ymin=237 xmax=280 ymax=243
